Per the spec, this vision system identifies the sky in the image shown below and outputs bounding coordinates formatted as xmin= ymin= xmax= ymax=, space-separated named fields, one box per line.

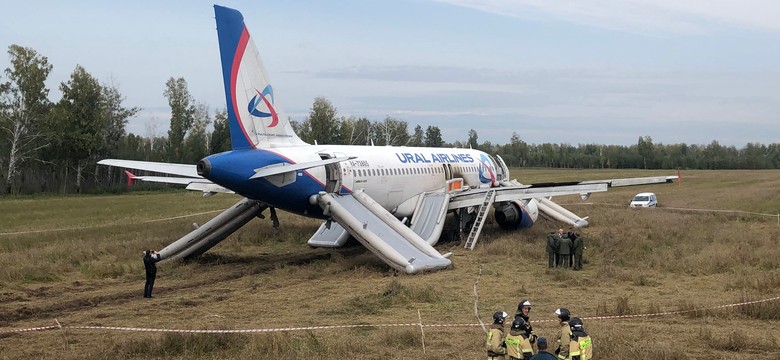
xmin=1 ymin=0 xmax=778 ymax=146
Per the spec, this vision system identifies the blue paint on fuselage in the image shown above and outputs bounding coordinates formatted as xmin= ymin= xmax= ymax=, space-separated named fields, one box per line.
xmin=202 ymin=149 xmax=326 ymax=217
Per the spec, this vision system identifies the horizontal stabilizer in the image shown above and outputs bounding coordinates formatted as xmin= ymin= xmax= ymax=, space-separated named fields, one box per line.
xmin=249 ymin=156 xmax=355 ymax=179
xmin=98 ymin=159 xmax=199 ymax=178
xmin=123 ymin=176 xmax=207 ymax=185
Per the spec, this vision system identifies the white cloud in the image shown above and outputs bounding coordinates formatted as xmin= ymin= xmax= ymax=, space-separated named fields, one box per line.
xmin=432 ymin=0 xmax=780 ymax=34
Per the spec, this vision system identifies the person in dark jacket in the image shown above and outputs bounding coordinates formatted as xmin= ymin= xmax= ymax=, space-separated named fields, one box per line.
xmin=572 ymin=232 xmax=584 ymax=271
xmin=558 ymin=233 xmax=572 ymax=268
xmin=546 ymin=233 xmax=557 ymax=268
xmin=554 ymin=229 xmax=564 ymax=267
xmin=143 ymin=249 xmax=161 ymax=298
xmin=566 ymin=228 xmax=578 ymax=267
xmin=529 ymin=337 xmax=557 ymax=360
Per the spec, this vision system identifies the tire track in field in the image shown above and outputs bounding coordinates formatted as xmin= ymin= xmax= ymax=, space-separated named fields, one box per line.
xmin=0 ymin=247 xmax=369 ymax=325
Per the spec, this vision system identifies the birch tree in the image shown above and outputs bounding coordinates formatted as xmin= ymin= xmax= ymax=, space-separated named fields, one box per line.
xmin=164 ymin=77 xmax=195 ymax=162
xmin=0 ymin=45 xmax=52 ymax=194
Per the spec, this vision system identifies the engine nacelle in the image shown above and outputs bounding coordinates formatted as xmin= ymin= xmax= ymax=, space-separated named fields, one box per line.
xmin=494 ymin=199 xmax=539 ymax=230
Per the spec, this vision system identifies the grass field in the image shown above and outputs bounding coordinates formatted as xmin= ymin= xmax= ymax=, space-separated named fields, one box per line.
xmin=1 ymin=169 xmax=779 ymax=359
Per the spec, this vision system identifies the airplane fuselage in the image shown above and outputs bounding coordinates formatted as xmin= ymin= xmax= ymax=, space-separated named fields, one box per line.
xmin=199 ymin=145 xmax=501 ymax=219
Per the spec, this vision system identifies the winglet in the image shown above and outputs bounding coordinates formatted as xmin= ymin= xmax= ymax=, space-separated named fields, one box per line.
xmin=124 ymin=170 xmax=137 ymax=187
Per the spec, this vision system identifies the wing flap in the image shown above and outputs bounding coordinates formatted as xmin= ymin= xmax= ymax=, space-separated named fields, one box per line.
xmin=581 ymin=176 xmax=677 ymax=187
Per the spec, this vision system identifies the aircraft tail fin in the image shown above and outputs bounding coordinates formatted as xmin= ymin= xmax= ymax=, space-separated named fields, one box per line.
xmin=214 ymin=5 xmax=306 ymax=150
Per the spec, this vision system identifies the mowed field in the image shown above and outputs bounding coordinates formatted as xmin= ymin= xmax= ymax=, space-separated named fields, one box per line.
xmin=1 ymin=169 xmax=779 ymax=359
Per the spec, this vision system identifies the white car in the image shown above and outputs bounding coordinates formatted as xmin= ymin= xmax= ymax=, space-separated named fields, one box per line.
xmin=630 ymin=192 xmax=657 ymax=207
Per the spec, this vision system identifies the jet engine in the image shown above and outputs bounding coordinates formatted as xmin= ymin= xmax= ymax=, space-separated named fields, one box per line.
xmin=494 ymin=199 xmax=539 ymax=230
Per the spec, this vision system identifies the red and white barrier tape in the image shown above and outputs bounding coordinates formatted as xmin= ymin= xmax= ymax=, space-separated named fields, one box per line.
xmin=2 ymin=295 xmax=778 ymax=335
xmin=0 ymin=325 xmax=60 ymax=333
xmin=579 ymin=295 xmax=780 ymax=321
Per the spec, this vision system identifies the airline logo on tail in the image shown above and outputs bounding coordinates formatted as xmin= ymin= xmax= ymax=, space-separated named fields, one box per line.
xmin=248 ymin=85 xmax=279 ymax=127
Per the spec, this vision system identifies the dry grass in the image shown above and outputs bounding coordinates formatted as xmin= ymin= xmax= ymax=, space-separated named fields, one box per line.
xmin=1 ymin=169 xmax=780 ymax=359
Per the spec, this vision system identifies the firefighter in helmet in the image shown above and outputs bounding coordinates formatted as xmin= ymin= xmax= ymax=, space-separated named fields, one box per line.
xmin=486 ymin=311 xmax=509 ymax=360
xmin=514 ymin=299 xmax=538 ymax=346
xmin=568 ymin=317 xmax=592 ymax=360
xmin=554 ymin=308 xmax=573 ymax=360
xmin=505 ymin=316 xmax=534 ymax=360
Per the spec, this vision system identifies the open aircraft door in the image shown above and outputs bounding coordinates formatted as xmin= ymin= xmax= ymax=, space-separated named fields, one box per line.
xmin=319 ymin=152 xmax=347 ymax=194
xmin=443 ymin=163 xmax=453 ymax=181
xmin=493 ymin=155 xmax=509 ymax=183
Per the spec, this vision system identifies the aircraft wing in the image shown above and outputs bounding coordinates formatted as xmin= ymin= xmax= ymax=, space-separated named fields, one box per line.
xmin=449 ymin=173 xmax=678 ymax=210
xmin=579 ymin=175 xmax=678 ymax=187
xmin=449 ymin=183 xmax=608 ymax=210
xmin=517 ymin=175 xmax=677 ymax=189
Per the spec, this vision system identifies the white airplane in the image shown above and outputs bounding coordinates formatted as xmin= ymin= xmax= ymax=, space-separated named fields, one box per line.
xmin=99 ymin=5 xmax=675 ymax=274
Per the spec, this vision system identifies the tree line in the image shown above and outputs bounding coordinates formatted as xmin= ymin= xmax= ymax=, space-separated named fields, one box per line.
xmin=2 ymin=45 xmax=779 ymax=195
xmin=293 ymin=98 xmax=780 ymax=171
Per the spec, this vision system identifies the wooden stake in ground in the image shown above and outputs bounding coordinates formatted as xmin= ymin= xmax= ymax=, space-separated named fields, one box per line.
xmin=418 ymin=309 xmax=426 ymax=354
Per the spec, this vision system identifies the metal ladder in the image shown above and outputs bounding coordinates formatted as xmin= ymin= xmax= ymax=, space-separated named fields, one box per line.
xmin=464 ymin=189 xmax=496 ymax=250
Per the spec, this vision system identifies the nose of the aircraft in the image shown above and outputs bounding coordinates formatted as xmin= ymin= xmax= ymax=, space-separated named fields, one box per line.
xmin=197 ymin=158 xmax=211 ymax=178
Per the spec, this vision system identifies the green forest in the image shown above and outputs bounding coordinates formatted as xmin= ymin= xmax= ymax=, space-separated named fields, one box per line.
xmin=2 ymin=45 xmax=779 ymax=195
